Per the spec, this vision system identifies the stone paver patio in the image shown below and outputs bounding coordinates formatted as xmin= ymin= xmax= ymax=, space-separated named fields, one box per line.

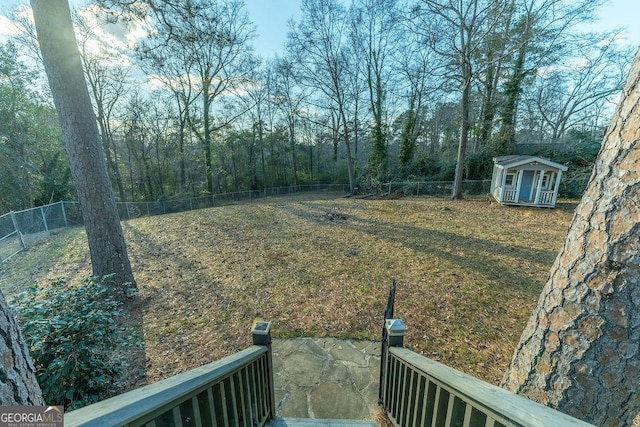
xmin=272 ymin=338 xmax=381 ymax=420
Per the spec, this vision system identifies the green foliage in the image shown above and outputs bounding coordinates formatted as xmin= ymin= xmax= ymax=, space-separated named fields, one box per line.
xmin=465 ymin=150 xmax=496 ymax=180
xmin=401 ymin=152 xmax=441 ymax=180
xmin=0 ymin=41 xmax=71 ymax=210
xmin=398 ymin=103 xmax=417 ymax=167
xmin=560 ymin=170 xmax=591 ymax=198
xmin=10 ymin=275 xmax=138 ymax=410
xmin=368 ymin=125 xmax=388 ymax=178
xmin=357 ymin=174 xmax=384 ymax=193
xmin=525 ymin=136 xmax=600 ymax=198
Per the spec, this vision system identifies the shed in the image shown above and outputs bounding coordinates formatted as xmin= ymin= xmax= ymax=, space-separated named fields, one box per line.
xmin=490 ymin=155 xmax=568 ymax=208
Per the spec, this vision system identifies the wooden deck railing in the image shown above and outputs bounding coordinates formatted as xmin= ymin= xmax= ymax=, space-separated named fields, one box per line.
xmin=65 ymin=321 xmax=275 ymax=427
xmin=380 ymin=318 xmax=595 ymax=427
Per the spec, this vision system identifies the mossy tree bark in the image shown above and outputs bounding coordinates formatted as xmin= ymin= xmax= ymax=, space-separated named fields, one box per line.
xmin=30 ymin=0 xmax=134 ymax=286
xmin=502 ymin=49 xmax=640 ymax=426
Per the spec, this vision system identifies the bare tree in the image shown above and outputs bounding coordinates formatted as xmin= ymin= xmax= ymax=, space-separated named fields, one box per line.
xmin=395 ymin=7 xmax=444 ymax=168
xmin=272 ymin=57 xmax=305 ymax=187
xmin=419 ymin=0 xmax=508 ymax=199
xmin=350 ymin=0 xmax=400 ymax=177
xmin=138 ymin=27 xmax=199 ymax=195
xmin=531 ymin=33 xmax=631 ymax=144
xmin=76 ymin=12 xmax=130 ymax=202
xmin=30 ymin=0 xmax=135 ymax=285
xmin=138 ymin=0 xmax=255 ymax=195
xmin=287 ymin=0 xmax=357 ymax=193
xmin=494 ymin=0 xmax=607 ymax=150
xmin=502 ymin=48 xmax=640 ymax=426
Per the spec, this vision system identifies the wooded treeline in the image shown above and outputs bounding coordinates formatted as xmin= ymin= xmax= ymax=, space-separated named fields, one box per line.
xmin=0 ymin=0 xmax=632 ymax=210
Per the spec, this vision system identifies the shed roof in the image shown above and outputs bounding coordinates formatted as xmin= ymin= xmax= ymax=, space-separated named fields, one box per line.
xmin=493 ymin=155 xmax=568 ymax=171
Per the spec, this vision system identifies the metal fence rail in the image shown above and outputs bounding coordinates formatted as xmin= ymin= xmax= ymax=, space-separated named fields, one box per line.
xmin=65 ymin=322 xmax=275 ymax=427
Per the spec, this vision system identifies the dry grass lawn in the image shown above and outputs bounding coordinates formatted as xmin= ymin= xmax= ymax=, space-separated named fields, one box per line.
xmin=0 ymin=194 xmax=576 ymax=387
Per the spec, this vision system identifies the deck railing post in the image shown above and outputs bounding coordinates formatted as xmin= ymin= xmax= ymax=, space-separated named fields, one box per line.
xmin=379 ymin=280 xmax=396 ymax=405
xmin=380 ymin=318 xmax=405 ymax=410
xmin=252 ymin=321 xmax=275 ymax=423
xmin=386 ymin=318 xmax=406 ymax=348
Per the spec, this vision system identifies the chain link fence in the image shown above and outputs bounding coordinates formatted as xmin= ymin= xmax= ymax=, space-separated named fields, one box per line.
xmin=0 ymin=178 xmax=586 ymax=265
xmin=385 ymin=176 xmax=588 ymax=199
xmin=384 ymin=180 xmax=492 ymax=197
xmin=0 ymin=184 xmax=349 ymax=264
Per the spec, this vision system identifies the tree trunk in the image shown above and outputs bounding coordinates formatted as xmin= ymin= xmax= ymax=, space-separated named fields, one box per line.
xmin=452 ymin=66 xmax=471 ymax=200
xmin=202 ymin=81 xmax=215 ymax=195
xmin=31 ymin=0 xmax=135 ymax=286
xmin=496 ymin=45 xmax=526 ymax=152
xmin=0 ymin=292 xmax=44 ymax=406
xmin=290 ymin=124 xmax=299 ymax=187
xmin=338 ymin=106 xmax=356 ymax=194
xmin=479 ymin=58 xmax=497 ymax=148
xmin=368 ymin=66 xmax=386 ymax=176
xmin=502 ymin=48 xmax=640 ymax=427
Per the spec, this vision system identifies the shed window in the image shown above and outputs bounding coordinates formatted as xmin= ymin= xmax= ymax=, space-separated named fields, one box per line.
xmin=505 ymin=173 xmax=516 ymax=187
xmin=542 ymin=174 xmax=550 ymax=189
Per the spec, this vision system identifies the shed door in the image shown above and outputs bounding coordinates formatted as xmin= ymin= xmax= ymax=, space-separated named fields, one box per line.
xmin=519 ymin=170 xmax=535 ymax=201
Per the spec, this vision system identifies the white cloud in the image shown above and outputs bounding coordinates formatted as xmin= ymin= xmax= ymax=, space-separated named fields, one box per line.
xmin=0 ymin=5 xmax=32 ymax=38
xmin=77 ymin=5 xmax=150 ymax=51
xmin=0 ymin=15 xmax=21 ymax=37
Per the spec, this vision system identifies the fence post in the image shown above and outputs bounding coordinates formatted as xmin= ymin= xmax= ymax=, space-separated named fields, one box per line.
xmin=60 ymin=201 xmax=68 ymax=228
xmin=40 ymin=207 xmax=49 ymax=233
xmin=386 ymin=318 xmax=406 ymax=347
xmin=9 ymin=211 xmax=25 ymax=252
xmin=252 ymin=321 xmax=275 ymax=422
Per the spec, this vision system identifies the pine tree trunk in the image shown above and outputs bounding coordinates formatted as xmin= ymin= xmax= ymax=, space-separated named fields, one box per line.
xmin=0 ymin=292 xmax=44 ymax=406
xmin=502 ymin=48 xmax=640 ymax=426
xmin=31 ymin=0 xmax=135 ymax=286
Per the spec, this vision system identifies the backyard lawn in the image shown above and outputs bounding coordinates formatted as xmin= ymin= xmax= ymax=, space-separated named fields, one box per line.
xmin=0 ymin=195 xmax=576 ymax=387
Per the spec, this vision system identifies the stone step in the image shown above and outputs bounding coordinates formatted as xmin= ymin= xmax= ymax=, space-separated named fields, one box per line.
xmin=266 ymin=417 xmax=378 ymax=427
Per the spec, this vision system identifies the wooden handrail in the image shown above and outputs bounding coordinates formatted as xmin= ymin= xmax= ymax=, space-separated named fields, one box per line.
xmin=381 ymin=319 xmax=595 ymax=427
xmin=65 ymin=322 xmax=275 ymax=427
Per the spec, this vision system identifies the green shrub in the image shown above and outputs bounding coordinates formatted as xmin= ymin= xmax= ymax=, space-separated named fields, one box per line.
xmin=10 ymin=275 xmax=137 ymax=410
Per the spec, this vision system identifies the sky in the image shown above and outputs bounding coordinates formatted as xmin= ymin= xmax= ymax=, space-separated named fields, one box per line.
xmin=1 ymin=0 xmax=639 ymax=56
xmin=245 ymin=0 xmax=303 ymax=58
xmin=582 ymin=0 xmax=640 ymax=46
xmin=243 ymin=0 xmax=640 ymax=58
